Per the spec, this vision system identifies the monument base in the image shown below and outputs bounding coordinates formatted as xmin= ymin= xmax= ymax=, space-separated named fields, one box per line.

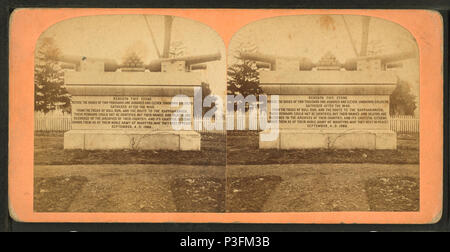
xmin=64 ymin=130 xmax=201 ymax=151
xmin=259 ymin=129 xmax=397 ymax=150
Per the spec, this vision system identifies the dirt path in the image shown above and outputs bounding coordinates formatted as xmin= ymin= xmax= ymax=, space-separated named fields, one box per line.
xmin=35 ymin=164 xmax=225 ymax=212
xmin=227 ymin=163 xmax=419 ymax=212
xmin=35 ymin=163 xmax=419 ymax=212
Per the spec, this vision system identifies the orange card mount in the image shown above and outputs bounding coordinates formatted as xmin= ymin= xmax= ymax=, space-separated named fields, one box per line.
xmin=9 ymin=9 xmax=443 ymax=223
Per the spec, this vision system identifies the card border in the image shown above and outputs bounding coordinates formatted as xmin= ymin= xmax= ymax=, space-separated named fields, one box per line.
xmin=8 ymin=8 xmax=444 ymax=224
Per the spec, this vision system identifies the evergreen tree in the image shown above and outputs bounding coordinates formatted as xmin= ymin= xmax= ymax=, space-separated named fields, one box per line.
xmin=122 ymin=51 xmax=144 ymax=68
xmin=34 ymin=37 xmax=71 ymax=113
xmin=390 ymin=79 xmax=417 ymax=116
xmin=227 ymin=41 xmax=263 ymax=107
xmin=227 ymin=61 xmax=262 ymax=98
xmin=365 ymin=41 xmax=417 ymax=116
xmin=169 ymin=41 xmax=187 ymax=58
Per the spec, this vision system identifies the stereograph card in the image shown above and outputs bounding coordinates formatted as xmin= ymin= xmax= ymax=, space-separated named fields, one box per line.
xmin=8 ymin=9 xmax=443 ymax=224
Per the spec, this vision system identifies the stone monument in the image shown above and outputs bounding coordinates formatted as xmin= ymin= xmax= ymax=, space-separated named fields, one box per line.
xmin=61 ymin=53 xmax=220 ymax=151
xmin=241 ymin=50 xmax=416 ymax=150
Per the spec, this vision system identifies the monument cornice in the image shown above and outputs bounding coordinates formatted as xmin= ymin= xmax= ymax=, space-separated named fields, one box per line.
xmin=64 ymin=71 xmax=202 ymax=86
xmin=260 ymin=70 xmax=397 ymax=85
xmin=66 ymin=86 xmax=198 ymax=96
xmin=260 ymin=84 xmax=396 ymax=95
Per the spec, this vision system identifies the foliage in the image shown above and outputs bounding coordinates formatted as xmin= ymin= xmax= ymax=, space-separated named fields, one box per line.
xmin=390 ymin=79 xmax=417 ymax=116
xmin=122 ymin=51 xmax=144 ymax=68
xmin=227 ymin=61 xmax=262 ymax=98
xmin=169 ymin=41 xmax=187 ymax=58
xmin=201 ymin=82 xmax=212 ymax=100
xmin=227 ymin=40 xmax=263 ymax=104
xmin=365 ymin=41 xmax=417 ymax=116
xmin=201 ymin=82 xmax=213 ymax=116
xmin=34 ymin=37 xmax=71 ymax=113
xmin=121 ymin=40 xmax=148 ymax=67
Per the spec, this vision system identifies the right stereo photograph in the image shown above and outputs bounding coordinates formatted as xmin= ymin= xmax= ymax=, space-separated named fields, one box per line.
xmin=225 ymin=14 xmax=420 ymax=212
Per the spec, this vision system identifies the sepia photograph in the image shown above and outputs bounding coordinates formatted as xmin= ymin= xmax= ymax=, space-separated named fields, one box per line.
xmin=7 ymin=8 xmax=443 ymax=225
xmin=225 ymin=15 xmax=420 ymax=212
xmin=33 ymin=14 xmax=227 ymax=212
xmin=33 ymin=14 xmax=421 ymax=214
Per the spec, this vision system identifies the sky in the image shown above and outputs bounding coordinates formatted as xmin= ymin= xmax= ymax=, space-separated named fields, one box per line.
xmin=39 ymin=14 xmax=420 ymax=115
xmin=38 ymin=14 xmax=227 ymax=97
xmin=229 ymin=15 xmax=418 ymax=63
xmin=228 ymin=15 xmax=420 ymax=114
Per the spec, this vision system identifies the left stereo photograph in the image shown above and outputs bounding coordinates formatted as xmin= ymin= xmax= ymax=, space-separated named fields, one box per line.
xmin=32 ymin=14 xmax=227 ymax=213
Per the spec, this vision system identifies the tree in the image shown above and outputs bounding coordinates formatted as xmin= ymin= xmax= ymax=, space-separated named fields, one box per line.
xmin=34 ymin=37 xmax=71 ymax=113
xmin=390 ymin=79 xmax=417 ymax=116
xmin=122 ymin=51 xmax=144 ymax=68
xmin=227 ymin=62 xmax=262 ymax=98
xmin=201 ymin=82 xmax=212 ymax=116
xmin=202 ymin=82 xmax=212 ymax=100
xmin=121 ymin=41 xmax=148 ymax=68
xmin=227 ymin=41 xmax=263 ymax=106
xmin=365 ymin=41 xmax=417 ymax=116
xmin=169 ymin=41 xmax=187 ymax=58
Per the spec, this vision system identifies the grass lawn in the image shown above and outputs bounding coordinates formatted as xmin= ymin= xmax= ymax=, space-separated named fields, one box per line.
xmin=34 ymin=132 xmax=226 ymax=166
xmin=227 ymin=163 xmax=419 ymax=212
xmin=34 ymin=176 xmax=88 ymax=212
xmin=365 ymin=176 xmax=419 ymax=211
xmin=226 ymin=131 xmax=419 ymax=165
xmin=34 ymin=163 xmax=419 ymax=212
xmin=226 ymin=175 xmax=283 ymax=212
xmin=35 ymin=131 xmax=418 ymax=165
xmin=33 ymin=131 xmax=420 ymax=212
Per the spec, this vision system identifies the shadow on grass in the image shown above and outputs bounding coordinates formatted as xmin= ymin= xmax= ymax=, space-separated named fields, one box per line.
xmin=169 ymin=175 xmax=283 ymax=212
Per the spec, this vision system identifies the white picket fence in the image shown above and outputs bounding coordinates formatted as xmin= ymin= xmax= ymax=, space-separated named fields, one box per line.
xmin=34 ymin=112 xmax=419 ymax=134
xmin=389 ymin=115 xmax=419 ymax=133
xmin=34 ymin=111 xmax=72 ymax=132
